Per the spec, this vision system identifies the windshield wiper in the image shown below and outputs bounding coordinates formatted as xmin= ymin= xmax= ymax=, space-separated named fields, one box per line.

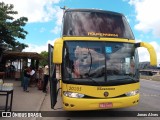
xmin=126 ymin=75 xmax=137 ymax=81
xmin=86 ymin=77 xmax=101 ymax=86
xmin=107 ymin=75 xmax=137 ymax=81
xmin=66 ymin=77 xmax=101 ymax=86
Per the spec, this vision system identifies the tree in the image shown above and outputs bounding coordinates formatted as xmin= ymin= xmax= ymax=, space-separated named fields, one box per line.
xmin=39 ymin=51 xmax=48 ymax=67
xmin=0 ymin=2 xmax=28 ymax=52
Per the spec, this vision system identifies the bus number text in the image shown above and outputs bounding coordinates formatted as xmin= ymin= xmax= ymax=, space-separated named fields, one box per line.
xmin=69 ymin=86 xmax=82 ymax=91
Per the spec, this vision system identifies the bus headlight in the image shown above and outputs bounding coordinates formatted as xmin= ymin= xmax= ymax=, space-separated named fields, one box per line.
xmin=63 ymin=91 xmax=85 ymax=98
xmin=125 ymin=90 xmax=139 ymax=96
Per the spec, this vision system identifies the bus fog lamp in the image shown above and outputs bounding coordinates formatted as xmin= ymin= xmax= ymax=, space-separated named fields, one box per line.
xmin=63 ymin=91 xmax=84 ymax=98
xmin=125 ymin=90 xmax=139 ymax=96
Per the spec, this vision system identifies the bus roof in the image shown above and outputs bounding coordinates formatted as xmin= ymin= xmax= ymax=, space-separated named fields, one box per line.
xmin=64 ymin=8 xmax=124 ymax=17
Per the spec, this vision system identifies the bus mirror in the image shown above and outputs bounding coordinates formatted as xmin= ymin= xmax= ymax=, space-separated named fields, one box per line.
xmin=135 ymin=42 xmax=157 ymax=66
xmin=53 ymin=38 xmax=63 ymax=64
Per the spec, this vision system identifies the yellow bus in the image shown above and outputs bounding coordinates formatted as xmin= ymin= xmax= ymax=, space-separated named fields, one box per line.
xmin=49 ymin=9 xmax=157 ymax=111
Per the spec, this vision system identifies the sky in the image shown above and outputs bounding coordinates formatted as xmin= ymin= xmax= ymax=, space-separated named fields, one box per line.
xmin=1 ymin=0 xmax=160 ymax=64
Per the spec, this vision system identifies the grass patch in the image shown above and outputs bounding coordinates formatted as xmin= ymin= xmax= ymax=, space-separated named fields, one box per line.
xmin=140 ymin=75 xmax=160 ymax=81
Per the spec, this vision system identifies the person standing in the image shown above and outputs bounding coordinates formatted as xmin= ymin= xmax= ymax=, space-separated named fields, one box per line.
xmin=43 ymin=65 xmax=49 ymax=93
xmin=23 ymin=66 xmax=31 ymax=92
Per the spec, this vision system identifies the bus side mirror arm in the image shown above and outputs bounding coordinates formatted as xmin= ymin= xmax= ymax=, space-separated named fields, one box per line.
xmin=135 ymin=42 xmax=157 ymax=66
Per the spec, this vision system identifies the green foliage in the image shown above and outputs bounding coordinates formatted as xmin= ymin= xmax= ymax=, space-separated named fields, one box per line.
xmin=0 ymin=2 xmax=28 ymax=51
xmin=39 ymin=51 xmax=48 ymax=67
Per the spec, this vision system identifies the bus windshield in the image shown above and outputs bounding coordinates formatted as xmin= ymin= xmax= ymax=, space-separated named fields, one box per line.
xmin=63 ymin=41 xmax=139 ymax=85
xmin=63 ymin=10 xmax=134 ymax=39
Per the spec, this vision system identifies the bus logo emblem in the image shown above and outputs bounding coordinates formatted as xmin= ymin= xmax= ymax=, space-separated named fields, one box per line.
xmin=104 ymin=92 xmax=109 ymax=97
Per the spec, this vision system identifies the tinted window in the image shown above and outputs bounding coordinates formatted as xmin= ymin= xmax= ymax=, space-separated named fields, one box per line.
xmin=105 ymin=43 xmax=137 ymax=81
xmin=63 ymin=41 xmax=105 ymax=81
xmin=63 ymin=11 xmax=134 ymax=39
xmin=63 ymin=41 xmax=139 ymax=85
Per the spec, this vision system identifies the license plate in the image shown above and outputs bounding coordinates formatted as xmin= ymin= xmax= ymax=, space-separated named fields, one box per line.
xmin=99 ymin=102 xmax=113 ymax=108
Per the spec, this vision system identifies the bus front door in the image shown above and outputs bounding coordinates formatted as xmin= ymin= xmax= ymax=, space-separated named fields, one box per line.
xmin=48 ymin=44 xmax=58 ymax=109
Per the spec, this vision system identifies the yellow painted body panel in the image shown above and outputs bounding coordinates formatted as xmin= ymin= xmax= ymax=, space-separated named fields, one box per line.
xmin=61 ymin=82 xmax=140 ymax=111
xmin=63 ymin=94 xmax=139 ymax=111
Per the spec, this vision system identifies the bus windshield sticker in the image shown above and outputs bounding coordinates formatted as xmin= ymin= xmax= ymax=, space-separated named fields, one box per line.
xmin=105 ymin=47 xmax=112 ymax=53
xmin=88 ymin=32 xmax=118 ymax=37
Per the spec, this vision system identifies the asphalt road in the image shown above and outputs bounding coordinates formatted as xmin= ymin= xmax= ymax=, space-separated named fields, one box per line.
xmin=38 ymin=79 xmax=160 ymax=120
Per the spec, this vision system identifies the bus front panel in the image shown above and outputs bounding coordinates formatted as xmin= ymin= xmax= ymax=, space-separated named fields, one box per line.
xmin=61 ymin=82 xmax=140 ymax=111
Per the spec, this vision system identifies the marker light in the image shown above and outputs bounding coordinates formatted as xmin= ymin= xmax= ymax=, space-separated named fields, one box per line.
xmin=63 ymin=91 xmax=85 ymax=98
xmin=125 ymin=90 xmax=139 ymax=96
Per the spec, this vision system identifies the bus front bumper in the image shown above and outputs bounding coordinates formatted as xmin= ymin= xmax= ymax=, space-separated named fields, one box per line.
xmin=62 ymin=94 xmax=139 ymax=111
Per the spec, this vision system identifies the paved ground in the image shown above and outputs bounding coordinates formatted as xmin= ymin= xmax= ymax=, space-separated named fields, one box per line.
xmin=1 ymin=79 xmax=160 ymax=120
xmin=0 ymin=79 xmax=47 ymax=120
